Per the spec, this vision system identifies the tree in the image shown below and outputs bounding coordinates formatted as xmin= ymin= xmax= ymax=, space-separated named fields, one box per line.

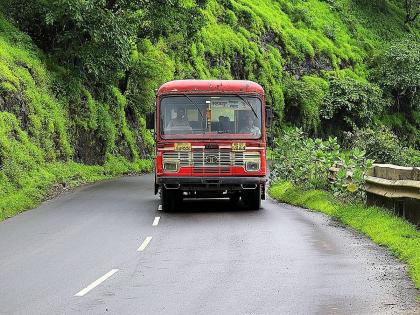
xmin=321 ymin=77 xmax=386 ymax=135
xmin=373 ymin=36 xmax=420 ymax=111
xmin=4 ymin=0 xmax=141 ymax=88
xmin=137 ymin=0 xmax=208 ymax=42
xmin=4 ymin=0 xmax=208 ymax=89
xmin=404 ymin=0 xmax=420 ymax=24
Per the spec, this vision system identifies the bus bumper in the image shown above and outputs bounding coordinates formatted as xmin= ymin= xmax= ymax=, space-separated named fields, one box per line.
xmin=156 ymin=176 xmax=266 ymax=199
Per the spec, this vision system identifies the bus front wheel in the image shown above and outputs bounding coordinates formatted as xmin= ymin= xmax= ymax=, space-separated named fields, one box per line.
xmin=242 ymin=186 xmax=261 ymax=210
xmin=161 ymin=187 xmax=182 ymax=212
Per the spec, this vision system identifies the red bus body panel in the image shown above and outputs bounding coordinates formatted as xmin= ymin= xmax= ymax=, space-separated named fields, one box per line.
xmin=154 ymin=80 xmax=267 ymax=181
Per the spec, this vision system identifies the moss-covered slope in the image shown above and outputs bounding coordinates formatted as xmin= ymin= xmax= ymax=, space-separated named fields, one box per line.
xmin=0 ymin=16 xmax=152 ymax=221
xmin=131 ymin=0 xmax=417 ymax=134
xmin=0 ymin=0 xmax=417 ymax=219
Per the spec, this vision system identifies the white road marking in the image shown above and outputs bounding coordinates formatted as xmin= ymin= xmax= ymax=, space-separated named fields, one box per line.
xmin=74 ymin=269 xmax=119 ymax=297
xmin=158 ymin=205 xmax=162 ymax=211
xmin=137 ymin=236 xmax=152 ymax=252
xmin=153 ymin=217 xmax=160 ymax=226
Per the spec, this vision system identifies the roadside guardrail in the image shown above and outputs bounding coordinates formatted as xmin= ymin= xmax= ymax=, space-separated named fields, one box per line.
xmin=330 ymin=164 xmax=420 ymax=226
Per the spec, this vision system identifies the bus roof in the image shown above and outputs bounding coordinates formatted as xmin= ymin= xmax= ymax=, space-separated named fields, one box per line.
xmin=157 ymin=80 xmax=264 ymax=96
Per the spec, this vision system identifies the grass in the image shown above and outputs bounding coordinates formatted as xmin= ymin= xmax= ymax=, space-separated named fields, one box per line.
xmin=266 ymin=147 xmax=274 ymax=160
xmin=269 ymin=181 xmax=420 ymax=294
xmin=164 ymin=0 xmax=417 ymax=133
xmin=0 ymin=157 xmax=153 ymax=222
xmin=0 ymin=15 xmax=154 ymax=224
xmin=1 ymin=0 xmax=418 ymax=220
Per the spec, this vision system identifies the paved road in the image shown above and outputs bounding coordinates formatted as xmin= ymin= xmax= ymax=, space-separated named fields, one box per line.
xmin=0 ymin=174 xmax=418 ymax=315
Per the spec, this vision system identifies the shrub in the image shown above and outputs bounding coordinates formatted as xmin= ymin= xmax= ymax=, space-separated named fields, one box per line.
xmin=321 ymin=76 xmax=387 ymax=135
xmin=346 ymin=127 xmax=420 ymax=166
xmin=402 ymin=148 xmax=420 ymax=166
xmin=372 ymin=35 xmax=420 ymax=112
xmin=283 ymin=75 xmax=329 ymax=134
xmin=5 ymin=0 xmax=138 ymax=87
xmin=331 ymin=148 xmax=373 ymax=201
xmin=346 ymin=127 xmax=403 ymax=164
xmin=271 ymin=128 xmax=373 ymax=200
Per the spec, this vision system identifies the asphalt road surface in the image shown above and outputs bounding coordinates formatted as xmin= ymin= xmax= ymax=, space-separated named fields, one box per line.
xmin=0 ymin=174 xmax=418 ymax=315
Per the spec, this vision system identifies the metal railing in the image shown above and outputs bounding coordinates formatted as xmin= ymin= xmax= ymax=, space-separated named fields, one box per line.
xmin=330 ymin=164 xmax=419 ymax=226
xmin=365 ymin=164 xmax=420 ymax=200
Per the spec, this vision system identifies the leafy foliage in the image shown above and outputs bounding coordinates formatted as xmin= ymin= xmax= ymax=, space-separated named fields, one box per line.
xmin=403 ymin=0 xmax=420 ymax=24
xmin=271 ymin=128 xmax=339 ymax=190
xmin=321 ymin=76 xmax=386 ymax=135
xmin=373 ymin=36 xmax=420 ymax=111
xmin=284 ymin=75 xmax=329 ymax=134
xmin=331 ymin=148 xmax=373 ymax=201
xmin=138 ymin=0 xmax=208 ymax=41
xmin=0 ymin=0 xmax=419 ymax=220
xmin=346 ymin=127 xmax=420 ymax=165
xmin=4 ymin=0 xmax=140 ymax=87
xmin=3 ymin=0 xmax=209 ymax=89
xmin=270 ymin=128 xmax=374 ymax=200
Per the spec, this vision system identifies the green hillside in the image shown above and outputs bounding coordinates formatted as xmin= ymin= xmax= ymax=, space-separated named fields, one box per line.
xmin=0 ymin=15 xmax=153 ymax=220
xmin=0 ymin=0 xmax=419 ymax=219
xmin=129 ymin=0 xmax=419 ymax=139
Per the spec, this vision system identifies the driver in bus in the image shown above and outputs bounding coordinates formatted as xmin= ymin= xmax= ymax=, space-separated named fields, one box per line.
xmin=240 ymin=112 xmax=261 ymax=136
xmin=167 ymin=107 xmax=190 ymax=128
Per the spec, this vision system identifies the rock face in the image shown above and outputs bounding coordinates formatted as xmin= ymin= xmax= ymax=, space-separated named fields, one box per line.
xmin=74 ymin=130 xmax=106 ymax=165
xmin=283 ymin=55 xmax=334 ymax=79
xmin=0 ymin=91 xmax=29 ymax=131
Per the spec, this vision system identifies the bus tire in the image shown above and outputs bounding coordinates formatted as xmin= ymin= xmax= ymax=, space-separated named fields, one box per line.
xmin=242 ymin=186 xmax=261 ymax=210
xmin=161 ymin=188 xmax=182 ymax=212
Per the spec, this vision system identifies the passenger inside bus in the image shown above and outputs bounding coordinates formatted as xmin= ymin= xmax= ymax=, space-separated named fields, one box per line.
xmin=218 ymin=116 xmax=231 ymax=133
xmin=167 ymin=107 xmax=190 ymax=128
xmin=240 ymin=112 xmax=261 ymax=136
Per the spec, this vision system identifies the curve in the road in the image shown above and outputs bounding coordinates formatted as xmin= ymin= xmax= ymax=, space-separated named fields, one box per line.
xmin=0 ymin=174 xmax=418 ymax=315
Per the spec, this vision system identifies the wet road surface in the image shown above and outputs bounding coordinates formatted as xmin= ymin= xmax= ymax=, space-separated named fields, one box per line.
xmin=0 ymin=174 xmax=418 ymax=314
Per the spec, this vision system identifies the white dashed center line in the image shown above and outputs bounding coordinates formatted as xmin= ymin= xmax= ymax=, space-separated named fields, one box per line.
xmin=74 ymin=269 xmax=119 ymax=297
xmin=137 ymin=236 xmax=152 ymax=252
xmin=158 ymin=204 xmax=162 ymax=211
xmin=153 ymin=217 xmax=160 ymax=226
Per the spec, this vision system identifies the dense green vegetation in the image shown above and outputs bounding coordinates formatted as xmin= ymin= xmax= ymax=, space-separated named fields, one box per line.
xmin=270 ymin=128 xmax=375 ymax=200
xmin=269 ymin=182 xmax=420 ymax=291
xmin=0 ymin=0 xmax=419 ymax=220
xmin=0 ymin=13 xmax=153 ymax=220
xmin=270 ymin=127 xmax=420 ymax=197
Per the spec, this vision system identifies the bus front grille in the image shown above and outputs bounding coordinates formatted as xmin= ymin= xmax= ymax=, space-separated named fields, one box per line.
xmin=163 ymin=150 xmax=260 ymax=170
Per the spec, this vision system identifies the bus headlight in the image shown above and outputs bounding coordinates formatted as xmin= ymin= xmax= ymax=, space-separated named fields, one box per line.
xmin=163 ymin=161 xmax=179 ymax=172
xmin=246 ymin=160 xmax=260 ymax=172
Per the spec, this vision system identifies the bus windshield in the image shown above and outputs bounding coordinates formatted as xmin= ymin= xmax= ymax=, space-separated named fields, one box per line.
xmin=160 ymin=95 xmax=262 ymax=139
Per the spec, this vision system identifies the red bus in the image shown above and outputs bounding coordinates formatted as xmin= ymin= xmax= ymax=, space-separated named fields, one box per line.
xmin=147 ymin=80 xmax=272 ymax=211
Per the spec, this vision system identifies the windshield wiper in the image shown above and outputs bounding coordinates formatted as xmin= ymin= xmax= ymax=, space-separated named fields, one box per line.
xmin=182 ymin=94 xmax=204 ymax=120
xmin=235 ymin=94 xmax=258 ymax=118
xmin=182 ymin=93 xmax=205 ymax=131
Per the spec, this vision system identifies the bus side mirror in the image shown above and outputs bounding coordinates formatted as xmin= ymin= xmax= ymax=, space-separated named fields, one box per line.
xmin=265 ymin=107 xmax=273 ymax=128
xmin=267 ymin=135 xmax=274 ymax=148
xmin=146 ymin=112 xmax=154 ymax=130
